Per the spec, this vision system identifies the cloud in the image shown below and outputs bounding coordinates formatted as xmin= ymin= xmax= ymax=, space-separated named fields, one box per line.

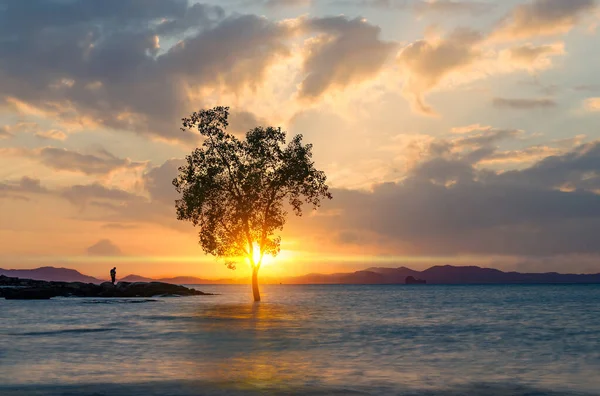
xmin=502 ymin=42 xmax=565 ymax=70
xmin=0 ymin=1 xmax=295 ymax=142
xmin=330 ymin=0 xmax=494 ymax=15
xmin=413 ymin=0 xmax=495 ymax=16
xmin=452 ymin=127 xmax=523 ymax=149
xmin=38 ymin=147 xmax=145 ymax=175
xmin=450 ymin=124 xmax=491 ymax=134
xmin=305 ymin=140 xmax=600 ymax=256
xmin=492 ymin=97 xmax=557 ymax=109
xmin=86 ymin=239 xmax=122 ymax=256
xmin=583 ymin=97 xmax=600 ymax=112
xmin=0 ymin=176 xmax=49 ymax=201
xmin=143 ymin=159 xmax=185 ymax=205
xmin=478 ymin=145 xmax=562 ymax=165
xmin=398 ymin=28 xmax=483 ymax=115
xmin=493 ymin=0 xmax=597 ymax=40
xmin=574 ymin=84 xmax=600 ymax=92
xmin=298 ymin=16 xmax=396 ymax=99
xmin=0 ymin=122 xmax=40 ymax=139
xmin=3 ymin=146 xmax=145 ymax=175
xmin=424 ymin=124 xmax=563 ymax=168
xmin=496 ymin=141 xmax=600 ymax=191
xmin=35 ymin=129 xmax=67 ymax=141
xmin=264 ymin=0 xmax=312 ymax=7
xmin=60 ymin=183 xmax=137 ymax=207
xmin=0 ymin=126 xmax=12 ymax=139
xmin=0 ymin=176 xmax=48 ymax=194
xmin=228 ymin=110 xmax=269 ymax=135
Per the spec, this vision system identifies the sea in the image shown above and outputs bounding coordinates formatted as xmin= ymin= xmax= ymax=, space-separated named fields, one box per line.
xmin=1 ymin=284 xmax=600 ymax=395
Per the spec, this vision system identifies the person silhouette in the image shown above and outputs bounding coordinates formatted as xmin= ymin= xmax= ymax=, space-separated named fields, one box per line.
xmin=110 ymin=267 xmax=117 ymax=285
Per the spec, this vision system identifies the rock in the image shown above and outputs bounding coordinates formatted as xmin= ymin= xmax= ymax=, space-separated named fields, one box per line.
xmin=3 ymin=288 xmax=55 ymax=300
xmin=405 ymin=276 xmax=427 ymax=285
xmin=0 ymin=275 xmax=212 ymax=300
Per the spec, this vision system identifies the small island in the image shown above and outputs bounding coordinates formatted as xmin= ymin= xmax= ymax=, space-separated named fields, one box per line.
xmin=405 ymin=276 xmax=427 ymax=285
xmin=0 ymin=275 xmax=212 ymax=300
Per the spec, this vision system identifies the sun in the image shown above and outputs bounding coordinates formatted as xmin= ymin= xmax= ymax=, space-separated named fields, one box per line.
xmin=252 ymin=242 xmax=262 ymax=265
xmin=248 ymin=242 xmax=274 ymax=267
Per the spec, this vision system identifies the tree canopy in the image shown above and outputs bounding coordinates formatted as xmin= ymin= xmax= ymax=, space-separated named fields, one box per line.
xmin=173 ymin=106 xmax=332 ymax=301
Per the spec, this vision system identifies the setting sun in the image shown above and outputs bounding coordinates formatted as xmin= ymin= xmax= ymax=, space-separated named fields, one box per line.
xmin=247 ymin=242 xmax=274 ymax=267
xmin=252 ymin=243 xmax=261 ymax=266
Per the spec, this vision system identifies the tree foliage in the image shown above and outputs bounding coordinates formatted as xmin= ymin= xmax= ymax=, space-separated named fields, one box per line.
xmin=173 ymin=106 xmax=332 ymax=275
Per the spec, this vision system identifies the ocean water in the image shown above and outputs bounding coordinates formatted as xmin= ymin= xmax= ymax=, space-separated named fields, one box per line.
xmin=1 ymin=284 xmax=600 ymax=395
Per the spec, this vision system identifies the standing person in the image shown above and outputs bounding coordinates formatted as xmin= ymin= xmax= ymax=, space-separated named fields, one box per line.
xmin=110 ymin=267 xmax=117 ymax=285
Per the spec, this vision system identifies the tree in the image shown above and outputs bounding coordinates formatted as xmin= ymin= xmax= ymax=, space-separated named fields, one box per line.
xmin=173 ymin=106 xmax=332 ymax=302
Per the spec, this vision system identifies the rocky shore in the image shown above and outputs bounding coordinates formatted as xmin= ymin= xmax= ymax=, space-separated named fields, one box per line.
xmin=0 ymin=275 xmax=212 ymax=299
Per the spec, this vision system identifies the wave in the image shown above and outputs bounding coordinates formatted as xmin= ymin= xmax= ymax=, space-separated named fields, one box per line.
xmin=9 ymin=328 xmax=117 ymax=336
xmin=81 ymin=299 xmax=159 ymax=304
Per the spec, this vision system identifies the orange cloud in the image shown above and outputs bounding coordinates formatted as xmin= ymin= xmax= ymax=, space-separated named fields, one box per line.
xmin=583 ymin=97 xmax=600 ymax=112
xmin=397 ymin=28 xmax=483 ymax=115
xmin=501 ymin=42 xmax=565 ymax=71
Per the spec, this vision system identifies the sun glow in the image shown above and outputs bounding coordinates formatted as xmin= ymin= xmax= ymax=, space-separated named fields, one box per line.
xmin=248 ymin=242 xmax=275 ymax=267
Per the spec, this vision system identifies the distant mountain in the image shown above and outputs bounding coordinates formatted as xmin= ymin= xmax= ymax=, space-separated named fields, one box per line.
xmin=119 ymin=274 xmax=155 ymax=283
xmin=0 ymin=267 xmax=102 ymax=283
xmin=287 ymin=265 xmax=600 ymax=285
xmin=4 ymin=265 xmax=600 ymax=285
xmin=120 ymin=274 xmax=235 ymax=284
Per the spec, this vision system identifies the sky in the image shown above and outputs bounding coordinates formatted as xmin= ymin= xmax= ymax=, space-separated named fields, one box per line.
xmin=1 ymin=0 xmax=600 ymax=279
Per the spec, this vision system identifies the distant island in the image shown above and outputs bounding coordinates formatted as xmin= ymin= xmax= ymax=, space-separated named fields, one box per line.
xmin=2 ymin=265 xmax=600 ymax=285
xmin=405 ymin=276 xmax=427 ymax=285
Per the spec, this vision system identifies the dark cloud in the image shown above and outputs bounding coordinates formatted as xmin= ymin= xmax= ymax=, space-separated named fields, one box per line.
xmin=228 ymin=111 xmax=269 ymax=136
xmin=493 ymin=0 xmax=596 ymax=39
xmin=0 ymin=177 xmax=46 ymax=202
xmin=86 ymin=239 xmax=122 ymax=256
xmin=492 ymin=97 xmax=557 ymax=109
xmin=143 ymin=159 xmax=185 ymax=205
xmin=308 ymin=140 xmax=600 ymax=256
xmin=0 ymin=1 xmax=293 ymax=142
xmin=0 ymin=177 xmax=48 ymax=201
xmin=496 ymin=142 xmax=600 ymax=191
xmin=38 ymin=147 xmax=145 ymax=175
xmin=298 ymin=16 xmax=396 ymax=99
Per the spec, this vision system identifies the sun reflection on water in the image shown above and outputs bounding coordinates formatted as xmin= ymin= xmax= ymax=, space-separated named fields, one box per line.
xmin=188 ymin=302 xmax=325 ymax=390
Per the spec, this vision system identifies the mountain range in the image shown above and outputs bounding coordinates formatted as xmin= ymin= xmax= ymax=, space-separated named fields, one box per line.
xmin=2 ymin=265 xmax=600 ymax=285
xmin=0 ymin=267 xmax=102 ymax=283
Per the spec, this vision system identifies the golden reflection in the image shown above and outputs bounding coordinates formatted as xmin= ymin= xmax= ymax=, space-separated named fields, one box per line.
xmin=189 ymin=303 xmax=320 ymax=390
xmin=195 ymin=302 xmax=302 ymax=331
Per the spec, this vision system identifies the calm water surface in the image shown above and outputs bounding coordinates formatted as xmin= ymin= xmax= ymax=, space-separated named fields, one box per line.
xmin=1 ymin=284 xmax=600 ymax=395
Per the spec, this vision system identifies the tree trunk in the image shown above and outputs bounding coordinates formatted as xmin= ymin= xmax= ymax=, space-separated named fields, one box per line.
xmin=252 ymin=267 xmax=260 ymax=302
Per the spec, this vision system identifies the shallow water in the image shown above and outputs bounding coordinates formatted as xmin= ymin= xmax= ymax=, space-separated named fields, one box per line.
xmin=1 ymin=284 xmax=600 ymax=395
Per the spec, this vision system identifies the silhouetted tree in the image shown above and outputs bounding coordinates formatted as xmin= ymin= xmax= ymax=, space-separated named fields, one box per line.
xmin=173 ymin=107 xmax=332 ymax=301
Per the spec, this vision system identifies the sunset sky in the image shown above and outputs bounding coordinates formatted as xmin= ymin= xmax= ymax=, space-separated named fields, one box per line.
xmin=1 ymin=0 xmax=600 ymax=279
